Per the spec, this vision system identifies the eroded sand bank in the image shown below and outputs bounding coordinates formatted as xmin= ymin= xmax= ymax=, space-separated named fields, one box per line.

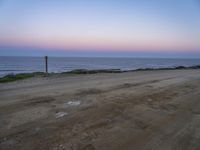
xmin=1 ymin=69 xmax=200 ymax=150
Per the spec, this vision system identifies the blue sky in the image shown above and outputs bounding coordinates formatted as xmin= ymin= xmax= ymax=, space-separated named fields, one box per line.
xmin=0 ymin=0 xmax=200 ymax=57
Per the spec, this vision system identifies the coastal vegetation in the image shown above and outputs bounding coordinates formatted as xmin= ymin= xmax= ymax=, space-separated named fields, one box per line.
xmin=0 ymin=65 xmax=200 ymax=83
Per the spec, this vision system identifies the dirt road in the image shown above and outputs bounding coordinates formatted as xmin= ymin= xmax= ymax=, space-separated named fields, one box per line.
xmin=1 ymin=69 xmax=200 ymax=150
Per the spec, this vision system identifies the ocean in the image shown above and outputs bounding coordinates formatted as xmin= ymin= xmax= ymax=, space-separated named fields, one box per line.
xmin=0 ymin=56 xmax=200 ymax=77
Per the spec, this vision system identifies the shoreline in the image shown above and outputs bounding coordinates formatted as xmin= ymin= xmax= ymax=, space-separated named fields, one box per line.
xmin=0 ymin=65 xmax=200 ymax=83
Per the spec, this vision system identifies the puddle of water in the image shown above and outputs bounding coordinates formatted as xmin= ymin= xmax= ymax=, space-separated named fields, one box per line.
xmin=55 ymin=112 xmax=68 ymax=118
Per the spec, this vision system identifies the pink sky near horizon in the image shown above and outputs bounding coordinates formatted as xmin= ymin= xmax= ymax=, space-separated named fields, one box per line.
xmin=0 ymin=0 xmax=200 ymax=56
xmin=1 ymin=34 xmax=199 ymax=53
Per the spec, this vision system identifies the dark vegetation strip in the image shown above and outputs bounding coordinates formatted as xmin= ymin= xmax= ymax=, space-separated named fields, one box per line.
xmin=0 ymin=72 xmax=46 ymax=83
xmin=0 ymin=65 xmax=200 ymax=83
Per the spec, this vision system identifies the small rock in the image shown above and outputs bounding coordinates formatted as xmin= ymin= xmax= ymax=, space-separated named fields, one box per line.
xmin=55 ymin=112 xmax=68 ymax=118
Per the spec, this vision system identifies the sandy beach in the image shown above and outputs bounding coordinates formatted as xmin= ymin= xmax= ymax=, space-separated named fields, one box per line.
xmin=1 ymin=69 xmax=200 ymax=150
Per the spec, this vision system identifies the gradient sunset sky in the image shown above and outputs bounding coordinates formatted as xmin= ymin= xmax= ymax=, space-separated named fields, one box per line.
xmin=0 ymin=0 xmax=200 ymax=57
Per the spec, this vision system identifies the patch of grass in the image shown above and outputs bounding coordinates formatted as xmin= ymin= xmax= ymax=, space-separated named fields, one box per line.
xmin=1 ymin=65 xmax=200 ymax=83
xmin=0 ymin=72 xmax=46 ymax=83
xmin=64 ymin=69 xmax=122 ymax=74
xmin=135 ymin=65 xmax=200 ymax=71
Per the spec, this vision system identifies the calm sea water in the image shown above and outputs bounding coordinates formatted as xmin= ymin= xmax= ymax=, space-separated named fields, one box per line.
xmin=0 ymin=56 xmax=200 ymax=77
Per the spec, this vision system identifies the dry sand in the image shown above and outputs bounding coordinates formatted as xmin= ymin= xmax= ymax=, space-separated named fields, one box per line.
xmin=1 ymin=69 xmax=200 ymax=150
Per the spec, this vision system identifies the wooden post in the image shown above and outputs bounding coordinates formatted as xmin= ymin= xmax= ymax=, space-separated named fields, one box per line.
xmin=45 ymin=56 xmax=48 ymax=73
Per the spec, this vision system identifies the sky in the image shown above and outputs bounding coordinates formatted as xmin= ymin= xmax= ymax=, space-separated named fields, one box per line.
xmin=0 ymin=0 xmax=200 ymax=58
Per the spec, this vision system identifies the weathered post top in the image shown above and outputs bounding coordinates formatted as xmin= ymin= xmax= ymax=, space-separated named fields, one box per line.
xmin=45 ymin=56 xmax=48 ymax=73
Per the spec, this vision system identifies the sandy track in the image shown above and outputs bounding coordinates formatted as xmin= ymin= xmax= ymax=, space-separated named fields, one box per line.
xmin=0 ymin=69 xmax=200 ymax=150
